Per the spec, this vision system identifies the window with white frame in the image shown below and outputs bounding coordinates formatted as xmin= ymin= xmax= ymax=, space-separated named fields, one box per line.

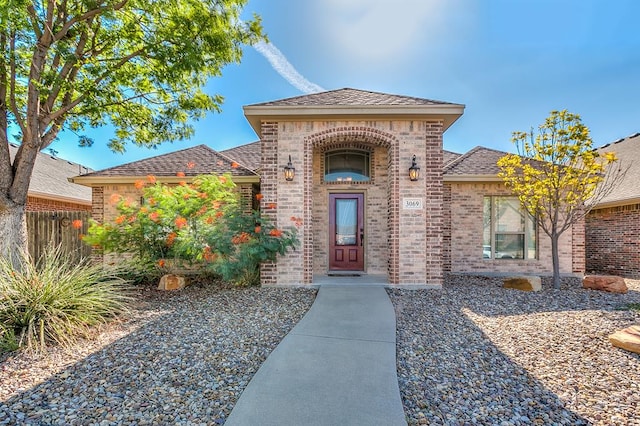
xmin=483 ymin=196 xmax=536 ymax=259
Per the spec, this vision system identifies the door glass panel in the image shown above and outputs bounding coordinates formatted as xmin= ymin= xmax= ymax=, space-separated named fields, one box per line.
xmin=335 ymin=199 xmax=357 ymax=246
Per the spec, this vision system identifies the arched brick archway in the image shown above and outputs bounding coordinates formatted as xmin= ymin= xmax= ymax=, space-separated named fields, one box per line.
xmin=304 ymin=127 xmax=400 ymax=283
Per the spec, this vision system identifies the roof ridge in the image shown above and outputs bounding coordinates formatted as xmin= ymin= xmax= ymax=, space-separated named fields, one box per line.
xmin=443 ymin=145 xmax=482 ymax=173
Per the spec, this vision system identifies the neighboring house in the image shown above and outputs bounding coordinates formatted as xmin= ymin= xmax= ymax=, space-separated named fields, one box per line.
xmin=72 ymin=88 xmax=586 ymax=287
xmin=586 ymin=133 xmax=640 ymax=278
xmin=8 ymin=143 xmax=92 ymax=211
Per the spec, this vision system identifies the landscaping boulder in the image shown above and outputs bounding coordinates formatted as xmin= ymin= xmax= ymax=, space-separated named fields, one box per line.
xmin=582 ymin=275 xmax=627 ymax=294
xmin=609 ymin=325 xmax=640 ymax=354
xmin=503 ymin=276 xmax=541 ymax=292
xmin=158 ymin=274 xmax=186 ymax=291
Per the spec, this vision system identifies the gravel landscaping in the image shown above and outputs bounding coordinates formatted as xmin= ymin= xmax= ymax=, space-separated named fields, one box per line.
xmin=0 ymin=283 xmax=317 ymax=425
xmin=389 ymin=275 xmax=640 ymax=426
xmin=2 ymin=276 xmax=639 ymax=425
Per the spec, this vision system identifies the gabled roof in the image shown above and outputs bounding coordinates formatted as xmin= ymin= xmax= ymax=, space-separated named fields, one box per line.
xmin=443 ymin=150 xmax=462 ymax=167
xmin=243 ymin=88 xmax=465 ymax=137
xmin=443 ymin=146 xmax=508 ymax=180
xmin=595 ymin=132 xmax=640 ymax=207
xmin=71 ymin=144 xmax=259 ymax=186
xmin=221 ymin=141 xmax=261 ymax=172
xmin=8 ymin=143 xmax=92 ymax=205
xmin=250 ymin=88 xmax=459 ymax=107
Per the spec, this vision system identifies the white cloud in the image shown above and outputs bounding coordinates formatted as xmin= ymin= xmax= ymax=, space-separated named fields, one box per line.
xmin=314 ymin=0 xmax=457 ymax=63
xmin=253 ymin=41 xmax=325 ymax=94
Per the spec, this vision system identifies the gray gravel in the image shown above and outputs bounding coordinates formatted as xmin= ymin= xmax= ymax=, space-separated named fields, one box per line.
xmin=2 ymin=276 xmax=640 ymax=425
xmin=388 ymin=275 xmax=640 ymax=426
xmin=0 ymin=283 xmax=316 ymax=425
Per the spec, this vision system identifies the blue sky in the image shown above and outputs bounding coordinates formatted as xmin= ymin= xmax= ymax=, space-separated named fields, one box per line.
xmin=46 ymin=0 xmax=640 ymax=170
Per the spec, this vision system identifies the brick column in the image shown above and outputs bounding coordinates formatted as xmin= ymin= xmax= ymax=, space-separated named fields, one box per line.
xmin=260 ymin=122 xmax=279 ymax=285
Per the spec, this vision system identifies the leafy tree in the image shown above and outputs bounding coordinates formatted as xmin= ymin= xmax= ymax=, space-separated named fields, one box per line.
xmin=0 ymin=0 xmax=263 ymax=260
xmin=497 ymin=110 xmax=626 ymax=289
xmin=84 ymin=174 xmax=299 ymax=286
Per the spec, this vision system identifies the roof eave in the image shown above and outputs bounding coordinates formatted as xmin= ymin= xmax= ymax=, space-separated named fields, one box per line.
xmin=443 ymin=175 xmax=503 ymax=182
xmin=69 ymin=174 xmax=260 ymax=187
xmin=592 ymin=196 xmax=640 ymax=210
xmin=27 ymin=190 xmax=91 ymax=206
xmin=243 ymin=104 xmax=465 ymax=137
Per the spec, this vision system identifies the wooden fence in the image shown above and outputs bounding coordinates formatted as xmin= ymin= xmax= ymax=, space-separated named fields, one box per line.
xmin=27 ymin=211 xmax=92 ymax=263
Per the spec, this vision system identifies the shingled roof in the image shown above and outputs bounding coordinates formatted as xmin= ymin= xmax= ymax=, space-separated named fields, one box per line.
xmin=595 ymin=132 xmax=640 ymax=207
xmin=443 ymin=146 xmax=508 ymax=178
xmin=243 ymin=88 xmax=465 ymax=137
xmin=221 ymin=141 xmax=261 ymax=171
xmin=249 ymin=88 xmax=459 ymax=107
xmin=8 ymin=143 xmax=92 ymax=204
xmin=72 ymin=144 xmax=258 ymax=184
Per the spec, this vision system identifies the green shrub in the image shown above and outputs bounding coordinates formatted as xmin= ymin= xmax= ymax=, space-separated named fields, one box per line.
xmin=84 ymin=174 xmax=298 ymax=286
xmin=0 ymin=246 xmax=131 ymax=353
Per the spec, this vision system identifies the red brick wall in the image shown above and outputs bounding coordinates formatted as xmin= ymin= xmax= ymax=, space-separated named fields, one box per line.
xmin=586 ymin=204 xmax=640 ymax=278
xmin=26 ymin=196 xmax=91 ymax=212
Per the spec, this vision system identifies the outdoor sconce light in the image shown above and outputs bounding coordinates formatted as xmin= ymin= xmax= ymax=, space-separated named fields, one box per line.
xmin=283 ymin=155 xmax=295 ymax=181
xmin=409 ymin=155 xmax=420 ymax=181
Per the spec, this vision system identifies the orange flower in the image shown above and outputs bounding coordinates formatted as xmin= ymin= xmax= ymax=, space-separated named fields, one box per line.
xmin=109 ymin=193 xmax=121 ymax=204
xmin=147 ymin=198 xmax=156 ymax=206
xmin=231 ymin=232 xmax=251 ymax=244
xmin=166 ymin=232 xmax=177 ymax=246
xmin=134 ymin=180 xmax=145 ymax=189
xmin=175 ymin=217 xmax=188 ymax=228
xmin=219 ymin=176 xmax=227 ymax=183
xmin=254 ymin=226 xmax=261 ymax=234
xmin=182 ymin=192 xmax=190 ymax=199
xmin=267 ymin=203 xmax=276 ymax=209
xmin=176 ymin=171 xmax=186 ymax=177
xmin=179 ymin=181 xmax=187 ymax=187
xmin=149 ymin=212 xmax=160 ymax=222
xmin=269 ymin=229 xmax=283 ymax=237
xmin=115 ymin=215 xmax=126 ymax=225
xmin=215 ymin=211 xmax=224 ymax=218
xmin=212 ymin=201 xmax=221 ymax=209
xmin=71 ymin=219 xmax=83 ymax=229
xmin=78 ymin=234 xmax=85 ymax=240
xmin=128 ymin=215 xmax=136 ymax=223
xmin=255 ymin=193 xmax=264 ymax=201
xmin=205 ymin=216 xmax=215 ymax=224
xmin=147 ymin=174 xmax=157 ymax=184
xmin=198 ymin=192 xmax=208 ymax=199
xmin=157 ymin=259 xmax=166 ymax=268
xmin=140 ymin=207 xmax=148 ymax=214
xmin=231 ymin=161 xmax=239 ymax=168
xmin=196 ymin=206 xmax=208 ymax=216
xmin=187 ymin=161 xmax=196 ymax=169
xmin=290 ymin=216 xmax=303 ymax=227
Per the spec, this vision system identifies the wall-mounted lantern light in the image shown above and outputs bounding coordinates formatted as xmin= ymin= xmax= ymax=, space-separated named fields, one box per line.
xmin=409 ymin=155 xmax=420 ymax=181
xmin=283 ymin=155 xmax=295 ymax=181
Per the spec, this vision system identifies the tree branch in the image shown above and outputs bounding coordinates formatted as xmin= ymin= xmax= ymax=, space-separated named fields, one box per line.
xmin=8 ymin=33 xmax=26 ymax=135
xmin=52 ymin=0 xmax=129 ymax=42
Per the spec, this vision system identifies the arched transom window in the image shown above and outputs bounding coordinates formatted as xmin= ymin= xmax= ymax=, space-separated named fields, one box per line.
xmin=324 ymin=149 xmax=371 ymax=182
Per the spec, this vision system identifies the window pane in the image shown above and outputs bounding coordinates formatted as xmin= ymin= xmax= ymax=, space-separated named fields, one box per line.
xmin=495 ymin=197 xmax=524 ymax=232
xmin=325 ymin=150 xmax=370 ymax=182
xmin=526 ymin=213 xmax=537 ymax=259
xmin=495 ymin=234 xmax=524 ymax=259
xmin=335 ymin=199 xmax=357 ymax=246
xmin=483 ymin=197 xmax=491 ymax=258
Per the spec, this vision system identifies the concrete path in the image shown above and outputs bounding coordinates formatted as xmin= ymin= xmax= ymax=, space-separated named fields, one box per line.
xmin=225 ymin=285 xmax=407 ymax=426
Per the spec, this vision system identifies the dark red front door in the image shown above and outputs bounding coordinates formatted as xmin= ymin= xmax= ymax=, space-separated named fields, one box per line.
xmin=329 ymin=193 xmax=364 ymax=271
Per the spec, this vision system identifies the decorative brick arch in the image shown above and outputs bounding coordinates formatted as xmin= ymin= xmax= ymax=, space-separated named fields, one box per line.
xmin=304 ymin=127 xmax=400 ymax=283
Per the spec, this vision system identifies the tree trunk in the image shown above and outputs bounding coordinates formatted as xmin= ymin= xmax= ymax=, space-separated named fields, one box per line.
xmin=551 ymin=233 xmax=561 ymax=290
xmin=0 ymin=203 xmax=28 ymax=263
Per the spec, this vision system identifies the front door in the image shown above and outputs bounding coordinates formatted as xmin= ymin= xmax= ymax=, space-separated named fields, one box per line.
xmin=329 ymin=193 xmax=364 ymax=271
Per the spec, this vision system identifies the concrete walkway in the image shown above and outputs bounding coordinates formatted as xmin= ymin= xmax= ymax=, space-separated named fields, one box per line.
xmin=225 ymin=285 xmax=407 ymax=426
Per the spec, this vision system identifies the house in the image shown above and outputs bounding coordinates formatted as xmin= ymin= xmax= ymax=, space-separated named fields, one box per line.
xmin=72 ymin=88 xmax=586 ymax=287
xmin=8 ymin=143 xmax=92 ymax=211
xmin=586 ymin=133 xmax=640 ymax=278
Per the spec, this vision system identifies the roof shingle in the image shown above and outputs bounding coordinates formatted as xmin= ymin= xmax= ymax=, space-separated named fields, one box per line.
xmin=79 ymin=144 xmax=257 ymax=178
xmin=596 ymin=133 xmax=640 ymax=205
xmin=8 ymin=144 xmax=92 ymax=203
xmin=248 ymin=88 xmax=459 ymax=107
xmin=221 ymin=141 xmax=261 ymax=171
xmin=443 ymin=146 xmax=508 ymax=176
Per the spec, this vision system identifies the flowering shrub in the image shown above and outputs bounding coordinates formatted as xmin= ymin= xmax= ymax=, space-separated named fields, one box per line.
xmin=84 ymin=174 xmax=298 ymax=286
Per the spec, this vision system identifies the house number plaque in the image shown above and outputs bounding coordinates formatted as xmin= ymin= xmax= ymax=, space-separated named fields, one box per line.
xmin=403 ymin=198 xmax=423 ymax=210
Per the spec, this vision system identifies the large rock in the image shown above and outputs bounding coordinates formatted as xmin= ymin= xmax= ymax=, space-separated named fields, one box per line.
xmin=582 ymin=275 xmax=628 ymax=294
xmin=503 ymin=276 xmax=541 ymax=292
xmin=158 ymin=274 xmax=186 ymax=291
xmin=609 ymin=325 xmax=640 ymax=354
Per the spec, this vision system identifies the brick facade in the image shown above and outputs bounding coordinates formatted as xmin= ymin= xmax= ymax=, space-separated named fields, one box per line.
xmin=26 ymin=196 xmax=91 ymax=212
xmin=586 ymin=204 xmax=640 ymax=278
xmin=444 ymin=182 xmax=580 ymax=275
xmin=260 ymin=120 xmax=445 ymax=287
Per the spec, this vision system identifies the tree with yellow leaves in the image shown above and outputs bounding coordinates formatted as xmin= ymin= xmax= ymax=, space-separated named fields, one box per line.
xmin=497 ymin=110 xmax=626 ymax=289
